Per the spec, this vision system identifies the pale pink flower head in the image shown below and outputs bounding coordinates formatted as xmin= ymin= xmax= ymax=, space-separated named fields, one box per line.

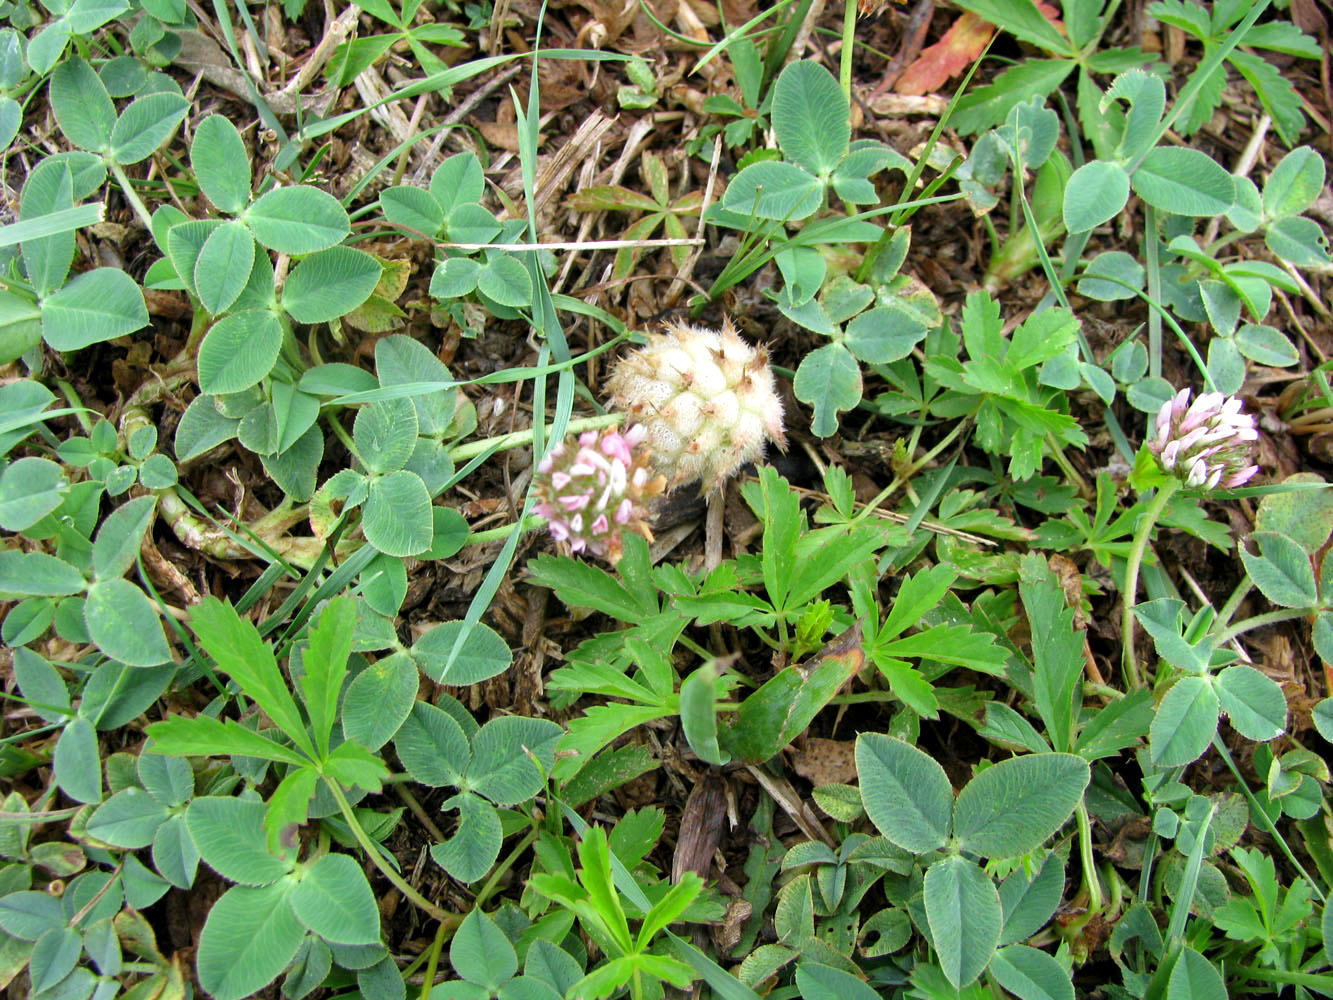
xmin=1149 ymin=388 xmax=1260 ymax=490
xmin=533 ymin=424 xmax=665 ymax=564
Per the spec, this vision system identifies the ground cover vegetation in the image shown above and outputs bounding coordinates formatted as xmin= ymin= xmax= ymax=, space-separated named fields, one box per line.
xmin=0 ymin=0 xmax=1331 ymax=996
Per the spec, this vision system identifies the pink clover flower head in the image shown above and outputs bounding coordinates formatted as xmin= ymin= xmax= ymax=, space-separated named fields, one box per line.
xmin=1148 ymin=388 xmax=1260 ymax=491
xmin=533 ymin=423 xmax=666 ymax=564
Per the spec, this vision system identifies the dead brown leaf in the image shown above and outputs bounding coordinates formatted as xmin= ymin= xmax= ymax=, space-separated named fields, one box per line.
xmin=894 ymin=11 xmax=995 ymax=96
xmin=791 ymin=737 xmax=858 ymax=785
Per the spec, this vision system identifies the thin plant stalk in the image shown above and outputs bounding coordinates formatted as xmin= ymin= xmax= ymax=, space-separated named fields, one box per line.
xmin=838 ymin=0 xmax=856 ymax=101
xmin=327 ymin=780 xmax=459 ymax=926
xmin=1121 ymin=479 xmax=1181 ymax=690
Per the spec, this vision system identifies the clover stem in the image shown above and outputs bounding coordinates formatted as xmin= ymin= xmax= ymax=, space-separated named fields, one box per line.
xmin=1211 ymin=608 xmax=1314 ymax=648
xmin=1120 ymin=478 xmax=1180 ymax=691
xmin=109 ymin=160 xmax=155 ymax=232
xmin=848 ymin=412 xmax=975 ymax=528
xmin=327 ymin=780 xmax=460 ymax=925
xmin=838 ymin=0 xmax=856 ymax=101
xmin=448 ymin=412 xmax=622 ymax=464
xmin=465 ymin=513 xmax=546 ymax=548
xmin=1075 ymin=801 xmax=1103 ymax=912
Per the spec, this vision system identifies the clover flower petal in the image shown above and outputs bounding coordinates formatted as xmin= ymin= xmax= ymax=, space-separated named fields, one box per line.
xmin=533 ymin=424 xmax=666 ymax=564
xmin=1148 ymin=389 xmax=1259 ymax=491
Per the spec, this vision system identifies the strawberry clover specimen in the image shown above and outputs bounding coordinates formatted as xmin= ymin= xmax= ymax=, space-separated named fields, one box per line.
xmin=607 ymin=318 xmax=786 ymax=492
xmin=533 ymin=424 xmax=665 ymax=565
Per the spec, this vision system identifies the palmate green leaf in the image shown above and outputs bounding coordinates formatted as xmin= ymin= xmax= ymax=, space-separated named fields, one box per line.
xmin=84 ymin=578 xmax=172 ymax=666
xmin=194 ymin=221 xmax=256 ymax=315
xmin=793 ymin=343 xmax=861 ymax=437
xmin=290 ymin=852 xmax=380 ymax=945
xmin=192 ymin=114 xmax=252 ymax=214
xmin=186 ymin=796 xmax=296 ymax=885
xmin=41 ymin=267 xmax=149 ymax=350
xmin=166 ymin=218 xmax=222 ymax=300
xmin=197 ymin=880 xmax=306 ymax=1000
xmin=30 ymin=925 xmax=82 ymax=994
xmin=379 ymin=184 xmax=446 ymax=236
xmin=998 ymin=852 xmax=1065 ymax=944
xmin=771 ymin=60 xmax=848 ymax=176
xmin=282 ymin=247 xmax=382 ymax=323
xmin=190 ymin=597 xmax=317 ymax=758
xmin=138 ymin=749 xmax=194 ymax=807
xmin=375 ymin=334 xmax=457 ymax=435
xmin=844 ymin=306 xmax=926 ymax=364
xmin=988 ymin=944 xmax=1074 ymax=1000
xmin=1134 ymin=598 xmax=1213 ymax=673
xmin=856 ymin=733 xmax=953 ymax=853
xmin=1166 ymin=945 xmax=1227 ymax=1000
xmin=1234 ymin=323 xmax=1298 ymax=367
xmin=412 ymin=619 xmax=512 ymax=685
xmin=394 ymin=701 xmax=470 ymax=787
xmin=1079 ymin=251 xmax=1145 ymax=301
xmin=54 ymin=716 xmax=102 ymax=804
xmin=679 ymin=661 xmax=728 ymax=766
xmin=20 ymin=162 xmax=77 ymax=301
xmin=431 ymin=256 xmax=480 ymax=299
xmin=477 ymin=254 xmax=533 ymax=308
xmin=1215 ymin=665 xmax=1286 ymax=742
xmin=1150 ymin=675 xmax=1219 ymax=766
xmin=1265 ymin=215 xmax=1331 ymax=268
xmin=0 ymin=550 xmax=85 ymax=598
xmin=1103 ymin=69 xmax=1166 ymax=161
xmin=923 ymin=855 xmax=1002 ymax=988
xmin=431 ymin=151 xmax=486 ymax=213
xmin=86 ymin=787 xmax=169 ymax=848
xmin=468 ymin=716 xmax=563 ymax=805
xmin=1132 ymin=146 xmax=1235 ymax=216
xmin=952 ymin=753 xmax=1089 ymax=859
xmin=247 ymin=186 xmax=350 ymax=254
xmin=363 ymin=470 xmax=433 ymax=556
xmin=721 ymin=161 xmax=823 ymax=220
xmin=261 ymin=424 xmax=323 ymax=502
xmin=451 ymin=907 xmax=517 ymax=990
xmin=0 ymin=890 xmax=65 ymax=940
xmin=1263 ymin=146 xmax=1325 ymax=220
xmin=109 ymin=92 xmax=188 ymax=164
xmin=0 ymin=456 xmax=67 ymax=531
xmin=149 ymin=713 xmax=309 ymax=767
xmin=92 ymin=494 xmax=156 ymax=581
xmin=430 ymin=792 xmax=502 ymax=883
xmin=173 ymin=397 xmax=238 ymax=461
xmin=13 ymin=648 xmax=72 ymax=723
xmin=49 ymin=57 xmax=115 ymax=152
xmin=795 ymin=962 xmax=881 ymax=1000
xmin=1240 ymin=531 xmax=1318 ymax=608
xmin=354 ymin=397 xmax=417 ymax=475
xmin=1063 ymin=160 xmax=1130 ymax=233
xmin=341 ymin=650 xmax=416 ymax=750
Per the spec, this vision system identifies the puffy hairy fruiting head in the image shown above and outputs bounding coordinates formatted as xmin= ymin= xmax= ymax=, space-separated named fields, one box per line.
xmin=606 ymin=318 xmax=786 ymax=492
